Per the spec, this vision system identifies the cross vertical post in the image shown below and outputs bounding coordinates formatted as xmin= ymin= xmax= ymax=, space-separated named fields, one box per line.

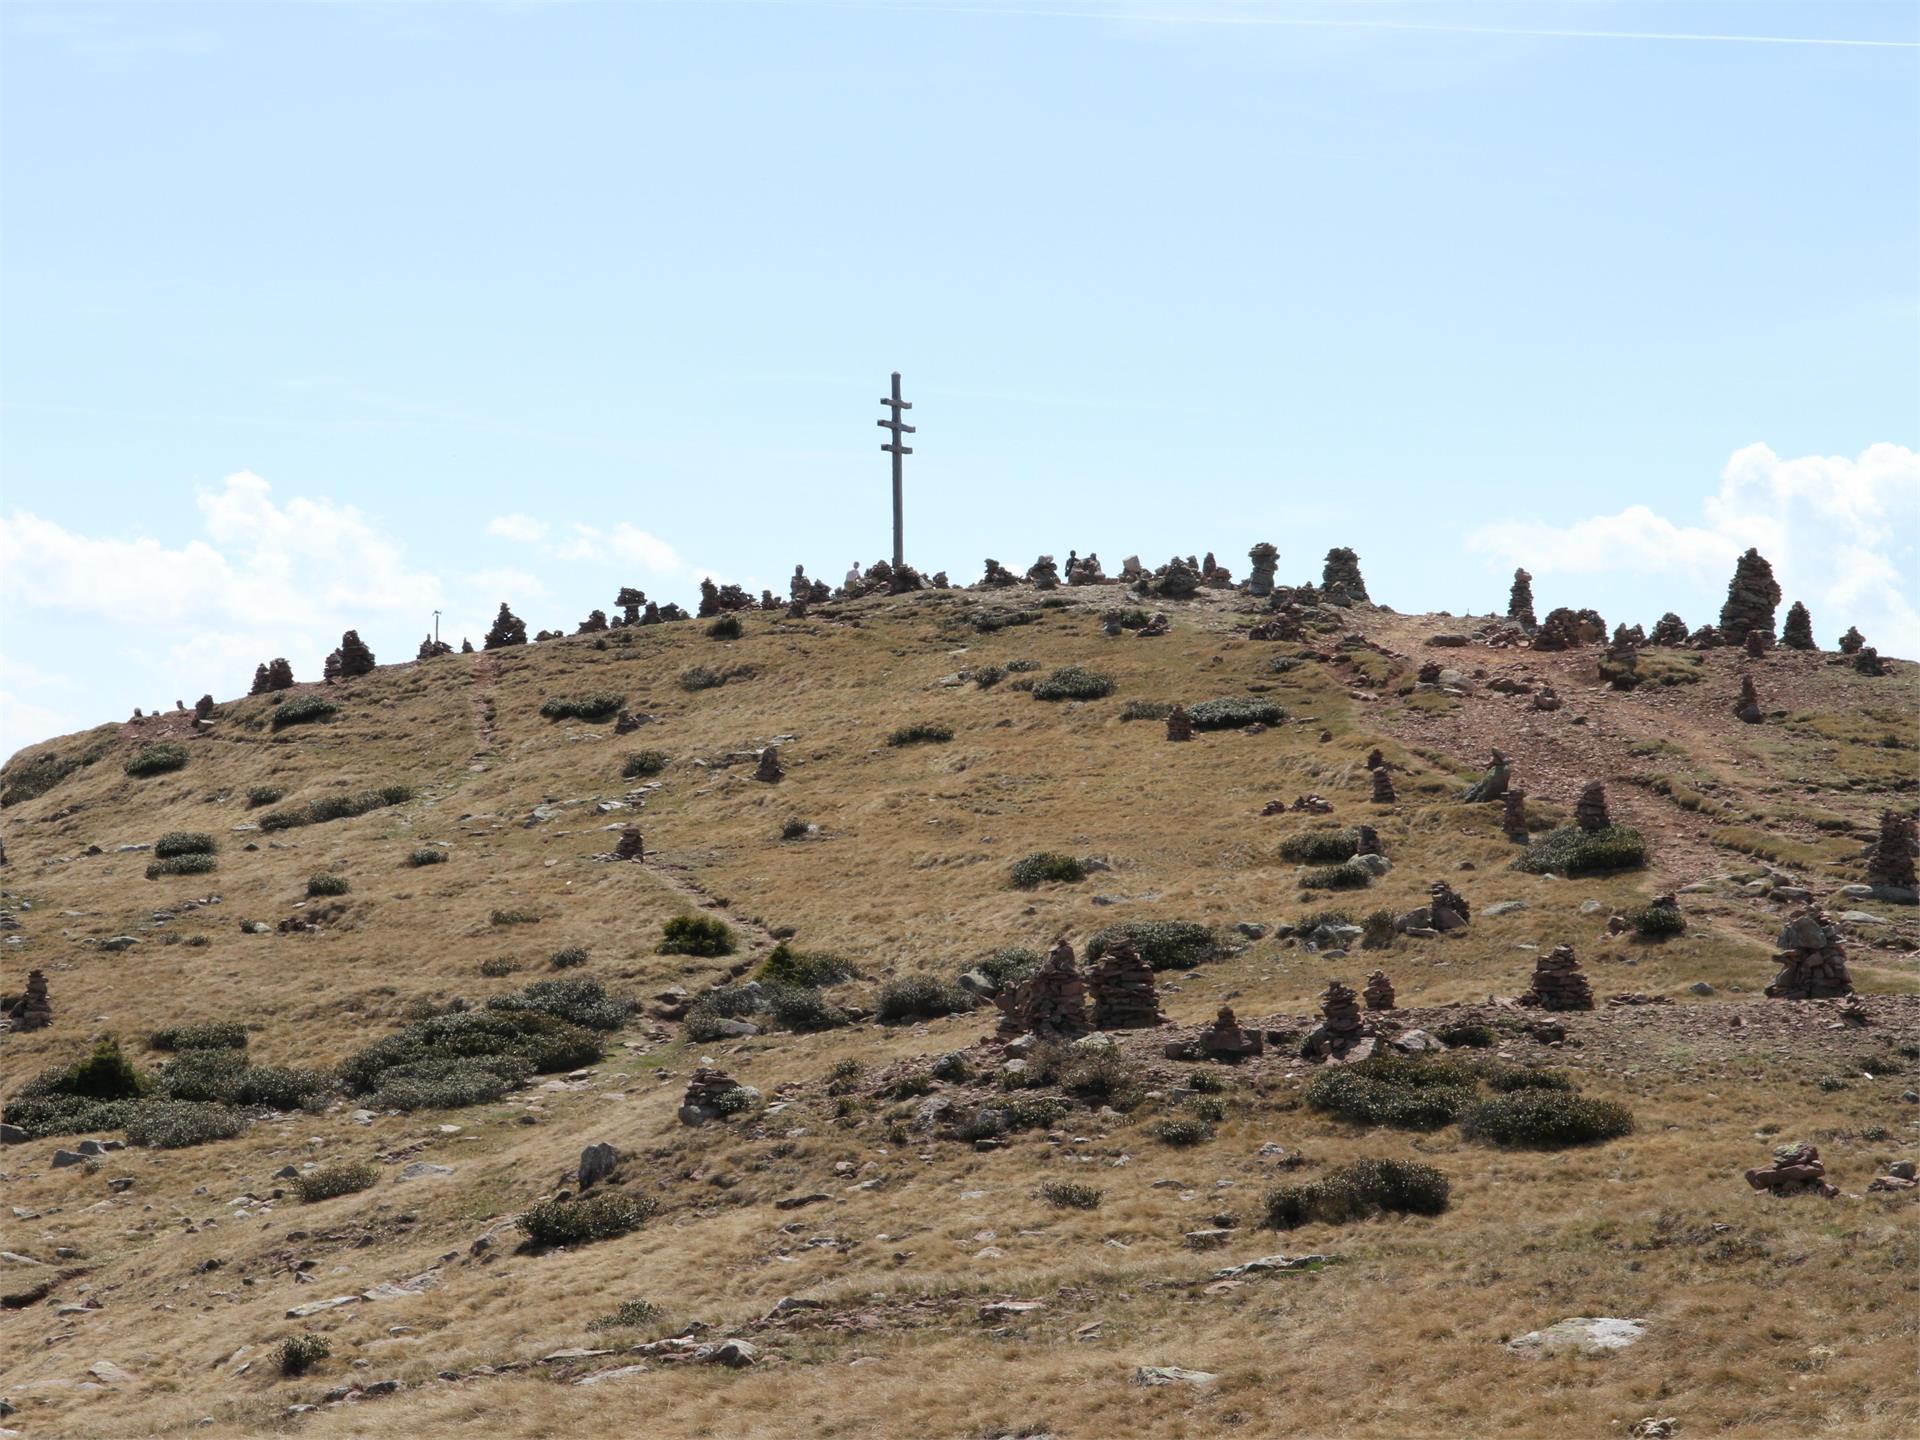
xmin=433 ymin=609 xmax=442 ymax=645
xmin=876 ymin=370 xmax=914 ymax=571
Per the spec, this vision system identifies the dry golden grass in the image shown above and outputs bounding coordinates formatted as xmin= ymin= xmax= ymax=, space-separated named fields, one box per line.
xmin=2 ymin=589 xmax=1916 ymax=1438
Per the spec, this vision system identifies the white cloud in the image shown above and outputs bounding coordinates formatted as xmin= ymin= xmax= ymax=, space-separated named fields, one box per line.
xmin=1469 ymin=442 xmax=1920 ymax=656
xmin=487 ymin=513 xmax=550 ymax=543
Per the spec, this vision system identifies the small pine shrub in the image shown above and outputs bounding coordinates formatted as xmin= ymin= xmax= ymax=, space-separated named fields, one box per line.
xmin=539 ymin=694 xmax=624 ymax=722
xmin=1460 ymin=1092 xmax=1635 ymax=1148
xmin=245 ymin=784 xmax=284 ymax=808
xmin=125 ymin=1100 xmax=249 ymax=1149
xmin=875 ymin=975 xmax=977 ymax=1024
xmin=409 ymin=846 xmax=448 ymax=867
xmin=1009 ymin=851 xmax=1086 ymax=889
xmin=279 ymin=1333 xmax=332 ymax=1377
xmin=759 ymin=943 xmax=859 ymax=988
xmin=270 ymin=695 xmax=337 ymax=731
xmin=154 ymin=831 xmax=217 ymax=858
xmin=1119 ymin=699 xmax=1172 ymax=722
xmin=550 ymin=945 xmax=590 ymax=970
xmin=1030 ymin=666 xmax=1115 ymax=701
xmin=888 ymin=722 xmax=954 ymax=747
xmin=706 ymin=615 xmax=743 ymax=640
xmin=294 ymin=1160 xmax=378 ymax=1202
xmin=490 ymin=908 xmax=542 ymax=926
xmin=622 ymin=750 xmax=669 ymax=779
xmin=765 ymin=985 xmax=852 ymax=1032
xmin=1186 ymin=697 xmax=1285 ymax=729
xmin=780 ymin=817 xmax=813 ymax=840
xmin=149 ymin=1022 xmax=247 ymax=1052
xmin=479 ymin=957 xmax=519 ymax=977
xmin=520 ymin=1191 xmax=659 ymax=1247
xmin=147 ymin=853 xmax=218 ymax=879
xmin=1482 ymin=1065 xmax=1575 ymax=1094
xmin=1278 ymin=829 xmax=1359 ymax=864
xmin=587 ymin=1299 xmax=664 ymax=1333
xmin=306 ymin=873 xmax=350 ymax=897
xmin=1434 ymin=1021 xmax=1495 ymax=1048
xmin=1264 ymin=1158 xmax=1451 ymax=1229
xmin=972 ymin=664 xmax=1007 ymax=688
xmin=1039 ymin=1180 xmax=1102 ymax=1209
xmin=1150 ymin=1116 xmax=1215 ymax=1147
xmin=1305 ymin=1056 xmax=1477 ymax=1130
xmin=659 ymin=913 xmax=734 ymax=956
xmin=1086 ymin=921 xmax=1221 ymax=972
xmin=1513 ymin=825 xmax=1648 ymax=876
xmin=1302 ymin=860 xmax=1372 ymax=890
xmin=1630 ymin=903 xmax=1687 ymax=938
xmin=973 ymin=947 xmax=1043 ymax=990
xmin=68 ymin=1037 xmax=148 ymax=1100
xmin=125 ymin=743 xmax=190 ymax=777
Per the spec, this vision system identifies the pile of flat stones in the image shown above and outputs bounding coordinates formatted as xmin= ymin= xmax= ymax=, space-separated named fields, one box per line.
xmin=1575 ymin=781 xmax=1611 ymax=832
xmin=1503 ymin=790 xmax=1530 ymax=843
xmin=1764 ymin=909 xmax=1854 ymax=1000
xmin=1864 ymin=809 xmax=1917 ymax=900
xmin=1165 ymin=705 xmax=1193 ymax=742
xmin=1371 ymin=768 xmax=1396 ymax=803
xmin=1735 ymin=674 xmax=1763 ymax=724
xmin=1086 ymin=938 xmax=1165 ymax=1030
xmin=679 ymin=1066 xmax=757 ymax=1126
xmin=1186 ymin=1005 xmax=1263 ymax=1062
xmin=753 ymin=745 xmax=784 ymax=784
xmin=994 ymin=942 xmax=1092 ymax=1041
xmin=1744 ymin=1142 xmax=1837 ymax=1198
xmin=1362 ymin=970 xmax=1395 ymax=1010
xmin=1718 ymin=547 xmax=1781 ymax=648
xmin=5 ymin=968 xmax=52 ymax=1031
xmin=1302 ymin=980 xmax=1369 ymax=1061
xmin=613 ymin=827 xmax=644 ymax=862
xmin=1521 ymin=943 xmax=1594 ymax=1011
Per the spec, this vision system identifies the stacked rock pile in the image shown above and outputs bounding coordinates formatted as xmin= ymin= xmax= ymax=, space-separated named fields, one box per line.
xmin=1744 ymin=1143 xmax=1837 ymax=1197
xmin=753 ymin=746 xmax=784 ymax=784
xmin=1764 ymin=909 xmax=1854 ymax=1000
xmin=994 ymin=942 xmax=1092 ymax=1041
xmin=1865 ymin=810 xmax=1917 ymax=897
xmin=1503 ymin=790 xmax=1529 ymax=843
xmin=1302 ymin=980 xmax=1368 ymax=1060
xmin=679 ymin=1066 xmax=755 ymax=1126
xmin=1735 ymin=674 xmax=1763 ymax=724
xmin=1362 ymin=970 xmax=1395 ymax=1011
xmin=1165 ymin=705 xmax=1193 ymax=742
xmin=1718 ymin=547 xmax=1781 ymax=647
xmin=6 ymin=968 xmax=52 ymax=1031
xmin=1086 ymin=938 xmax=1165 ymax=1030
xmin=1371 ymin=767 xmax=1396 ymax=803
xmin=1575 ymin=781 xmax=1611 ymax=833
xmin=614 ymin=828 xmax=645 ymax=862
xmin=1521 ymin=944 xmax=1594 ymax=1011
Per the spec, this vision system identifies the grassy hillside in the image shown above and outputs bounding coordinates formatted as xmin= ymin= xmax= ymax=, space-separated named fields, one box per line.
xmin=2 ymin=586 xmax=1917 ymax=1439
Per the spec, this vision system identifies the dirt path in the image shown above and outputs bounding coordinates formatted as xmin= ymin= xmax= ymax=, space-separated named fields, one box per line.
xmin=468 ymin=651 xmax=499 ymax=756
xmin=640 ymin=852 xmax=784 ymax=956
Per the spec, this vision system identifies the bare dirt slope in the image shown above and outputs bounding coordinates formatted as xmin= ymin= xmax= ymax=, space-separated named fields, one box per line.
xmin=2 ymin=585 xmax=1916 ymax=1440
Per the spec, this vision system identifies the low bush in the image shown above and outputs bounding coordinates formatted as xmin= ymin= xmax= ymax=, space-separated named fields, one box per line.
xmin=679 ymin=664 xmax=744 ymax=692
xmin=147 ymin=853 xmax=219 ymax=879
xmin=520 ymin=1191 xmax=659 ymax=1248
xmin=1513 ymin=824 xmax=1649 ymax=876
xmin=260 ymin=785 xmax=411 ymax=832
xmin=1086 ymin=921 xmax=1222 ymax=972
xmin=1303 ymin=860 xmax=1372 ymax=890
xmin=1004 ymin=1095 xmax=1067 ymax=1130
xmin=234 ymin=1066 xmax=330 ymax=1110
xmin=3 ymin=750 xmax=81 ymax=806
xmin=490 ymin=908 xmax=541 ymax=926
xmin=125 ymin=743 xmax=189 ymax=777
xmin=1434 ymin=1020 xmax=1495 ymax=1048
xmin=972 ymin=665 xmax=1007 ymax=688
xmin=888 ymin=722 xmax=954 ymax=747
xmin=971 ymin=947 xmax=1043 ymax=991
xmin=486 ymin=977 xmax=633 ymax=1031
xmin=1362 ymin=909 xmax=1397 ymax=948
xmin=549 ymin=945 xmax=589 ymax=970
xmin=1278 ymin=829 xmax=1359 ymax=864
xmin=409 ymin=846 xmax=449 ymax=867
xmin=659 ymin=913 xmax=734 ymax=956
xmin=1630 ymin=902 xmax=1687 ymax=938
xmin=875 ymin=975 xmax=977 ymax=1024
xmin=587 ymin=1299 xmax=665 ymax=1333
xmin=1481 ymin=1065 xmax=1575 ymax=1094
xmin=125 ymin=1100 xmax=249 ymax=1149
xmin=306 ymin=873 xmax=350 ymax=897
xmin=1150 ymin=1116 xmax=1215 ymax=1147
xmin=68 ymin=1037 xmax=148 ymax=1100
xmin=1031 ymin=666 xmax=1115 ymax=701
xmin=154 ymin=1050 xmax=328 ymax=1110
xmin=765 ymin=985 xmax=852 ymax=1032
xmin=931 ymin=1051 xmax=972 ymax=1083
xmin=270 ymin=695 xmax=337 ymax=730
xmin=1461 ymin=1091 xmax=1635 ymax=1148
xmin=149 ymin=1022 xmax=247 ymax=1052
xmin=1119 ymin=699 xmax=1172 ymax=722
xmin=622 ymin=750 xmax=669 ymax=779
xmin=1264 ymin=1158 xmax=1451 ymax=1228
xmin=1058 ymin=1048 xmax=1143 ymax=1108
xmin=478 ymin=957 xmax=519 ymax=977
xmin=154 ymin=831 xmax=217 ymax=858
xmin=760 ymin=943 xmax=859 ymax=988
xmin=779 ymin=817 xmax=813 ymax=840
xmin=1039 ymin=1180 xmax=1102 ymax=1209
xmin=340 ymin=1010 xmax=603 ymax=1110
xmin=1009 ymin=851 xmax=1086 ymax=889
xmin=539 ymin=694 xmax=624 ymax=722
xmin=245 ymin=784 xmax=284 ymax=808
xmin=707 ymin=615 xmax=743 ymax=640
xmin=1006 ymin=659 xmax=1040 ymax=673
xmin=1305 ymin=1056 xmax=1478 ymax=1130
xmin=279 ymin=1333 xmax=332 ymax=1377
xmin=1187 ymin=697 xmax=1285 ymax=729
xmin=1187 ymin=1069 xmax=1229 ymax=1095
xmin=294 ymin=1160 xmax=378 ymax=1202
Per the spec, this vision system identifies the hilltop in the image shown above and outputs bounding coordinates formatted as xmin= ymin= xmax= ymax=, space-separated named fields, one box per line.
xmin=1 ymin=571 xmax=1917 ymax=1440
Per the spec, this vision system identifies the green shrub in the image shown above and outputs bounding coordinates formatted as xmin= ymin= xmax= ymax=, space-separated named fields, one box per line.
xmin=539 ymin=694 xmax=624 ymax=721
xmin=1086 ymin=921 xmax=1222 ymax=972
xmin=0 ymin=1090 xmax=138 ymax=1142
xmin=679 ymin=665 xmax=729 ymax=692
xmin=1150 ymin=1116 xmax=1215 ymax=1147
xmin=3 ymin=750 xmax=81 ymax=806
xmin=260 ymin=786 xmax=411 ymax=832
xmin=875 ymin=975 xmax=977 ymax=1024
xmin=1006 ymin=659 xmax=1040 ymax=672
xmin=1003 ymin=1095 xmax=1067 ymax=1130
xmin=490 ymin=908 xmax=541 ymax=926
xmin=1305 ymin=1056 xmax=1477 ymax=1130
xmin=1009 ymin=851 xmax=1086 ymax=889
xmin=1119 ymin=699 xmax=1172 ymax=722
xmin=972 ymin=664 xmax=1007 ymax=689
xmin=1278 ymin=829 xmax=1359 ymax=863
xmin=487 ymin=977 xmax=633 ymax=1031
xmin=245 ymin=784 xmax=284 ymax=808
xmin=765 ymin=985 xmax=852 ymax=1032
xmin=154 ymin=831 xmax=217 ymax=858
xmin=125 ymin=1101 xmax=249 ymax=1148
xmin=520 ymin=1191 xmax=659 ymax=1248
xmin=1039 ymin=1180 xmax=1102 ymax=1209
xmin=707 ymin=615 xmax=743 ymax=640
xmin=294 ymin=1160 xmax=378 ymax=1202
xmin=1434 ymin=1021 xmax=1495 ymax=1048
xmin=1058 ymin=1048 xmax=1143 ymax=1108
xmin=1482 ymin=1065 xmax=1575 ymax=1094
xmin=780 ymin=817 xmax=813 ymax=840
xmin=409 ymin=846 xmax=448 ymax=867
xmin=1031 ymin=666 xmax=1115 ymax=701
xmin=278 ymin=1333 xmax=332 ymax=1377
xmin=147 ymin=853 xmax=219 ymax=879
xmin=888 ymin=722 xmax=954 ymax=747
xmin=306 ymin=873 xmax=350 ymax=897
xmin=270 ymin=696 xmax=337 ymax=731
xmin=550 ymin=945 xmax=590 ymax=970
xmin=478 ymin=957 xmax=519 ymax=977
xmin=760 ymin=943 xmax=859 ymax=988
xmin=622 ymin=750 xmax=669 ymax=779
xmin=1362 ymin=908 xmax=1396 ymax=948
xmin=1461 ymin=1091 xmax=1635 ymax=1148
xmin=69 ymin=1038 xmax=148 ymax=1100
xmin=235 ymin=1066 xmax=331 ymax=1110
xmin=659 ymin=913 xmax=734 ymax=956
xmin=149 ymin=1022 xmax=248 ymax=1052
xmin=1513 ymin=825 xmax=1649 ymax=876
xmin=340 ymin=1010 xmax=603 ymax=1109
xmin=1187 ymin=697 xmax=1285 ymax=729
xmin=1187 ymin=1069 xmax=1228 ymax=1095
xmin=1303 ymin=860 xmax=1372 ymax=890
xmin=973 ymin=947 xmax=1043 ymax=990
xmin=125 ymin=743 xmax=189 ymax=777
xmin=587 ymin=1299 xmax=665 ymax=1333
xmin=1264 ymin=1158 xmax=1451 ymax=1229
xmin=1629 ymin=902 xmax=1687 ymax=938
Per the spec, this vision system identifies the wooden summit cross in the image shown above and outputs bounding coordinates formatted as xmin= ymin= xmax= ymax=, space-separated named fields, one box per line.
xmin=877 ymin=370 xmax=914 ymax=570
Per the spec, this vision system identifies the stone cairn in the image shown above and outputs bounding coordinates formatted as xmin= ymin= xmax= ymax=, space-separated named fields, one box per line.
xmin=1303 ymin=981 xmax=1367 ymax=1060
xmin=680 ymin=1066 xmax=750 ymax=1125
xmin=1462 ymin=748 xmax=1510 ymax=803
xmin=1321 ymin=547 xmax=1369 ymax=604
xmin=1362 ymin=970 xmax=1395 ymax=1011
xmin=1521 ymin=944 xmax=1594 ymax=1011
xmin=995 ymin=941 xmax=1092 ymax=1041
xmin=1854 ymin=646 xmax=1888 ymax=676
xmin=614 ymin=827 xmax=645 ymax=862
xmin=1743 ymin=630 xmax=1767 ymax=659
xmin=1428 ymin=881 xmax=1471 ymax=930
xmin=1648 ymin=612 xmax=1689 ymax=647
xmin=1086 ymin=938 xmax=1165 ymax=1030
xmin=1189 ymin=1005 xmax=1262 ymax=1062
xmin=1865 ymin=810 xmax=1917 ymax=896
xmin=1165 ymin=704 xmax=1193 ymax=742
xmin=1531 ymin=684 xmax=1561 ymax=712
xmin=980 ymin=558 xmax=1019 ymax=588
xmin=1687 ymin=624 xmax=1721 ymax=648
xmin=1371 ymin=767 xmax=1396 ymax=803
xmin=1354 ymin=824 xmax=1382 ymax=857
xmin=1735 ymin=673 xmax=1763 ymax=724
xmin=1027 ymin=555 xmax=1061 ymax=590
xmin=1764 ymin=909 xmax=1854 ymax=999
xmin=1507 ymin=568 xmax=1537 ymax=631
xmin=1838 ymin=625 xmax=1865 ymax=655
xmin=1136 ymin=613 xmax=1170 ymax=637
xmin=1503 ymin=789 xmax=1529 ymax=843
xmin=7 ymin=968 xmax=52 ymax=1031
xmin=753 ymin=745 xmax=784 ymax=784
xmin=1575 ymin=781 xmax=1611 ymax=833
xmin=1247 ymin=542 xmax=1279 ymax=598
xmin=1744 ymin=1143 xmax=1838 ymax=1198
xmin=1718 ymin=547 xmax=1781 ymax=648
xmin=1365 ymin=748 xmax=1385 ymax=770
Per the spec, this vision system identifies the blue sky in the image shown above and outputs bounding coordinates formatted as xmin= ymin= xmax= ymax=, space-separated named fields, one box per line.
xmin=2 ymin=1 xmax=1915 ymax=758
